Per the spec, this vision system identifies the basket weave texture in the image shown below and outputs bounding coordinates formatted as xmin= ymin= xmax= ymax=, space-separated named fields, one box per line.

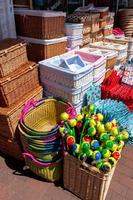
xmin=15 ymin=14 xmax=65 ymax=39
xmin=0 ymin=38 xmax=27 ymax=77
xmin=0 ymin=86 xmax=42 ymax=139
xmin=0 ymin=61 xmax=39 ymax=107
xmin=27 ymin=42 xmax=67 ymax=62
xmin=63 ymin=153 xmax=115 ymax=200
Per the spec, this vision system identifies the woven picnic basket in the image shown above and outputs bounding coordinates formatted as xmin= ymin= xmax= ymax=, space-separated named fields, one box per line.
xmin=63 ymin=153 xmax=116 ymax=200
xmin=0 ymin=61 xmax=39 ymax=107
xmin=0 ymin=86 xmax=42 ymax=139
xmin=0 ymin=38 xmax=27 ymax=77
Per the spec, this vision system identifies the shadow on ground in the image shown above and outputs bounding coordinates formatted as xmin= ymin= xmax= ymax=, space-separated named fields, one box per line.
xmin=0 ymin=151 xmax=63 ymax=187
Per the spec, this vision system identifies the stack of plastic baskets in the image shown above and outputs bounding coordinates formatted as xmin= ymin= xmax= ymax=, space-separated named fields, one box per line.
xmin=65 ymin=23 xmax=83 ymax=50
xmin=39 ymin=53 xmax=93 ymax=113
xmin=19 ymin=98 xmax=75 ymax=181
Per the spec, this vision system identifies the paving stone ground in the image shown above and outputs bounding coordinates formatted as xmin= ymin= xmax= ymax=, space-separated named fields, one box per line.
xmin=0 ymin=145 xmax=133 ymax=200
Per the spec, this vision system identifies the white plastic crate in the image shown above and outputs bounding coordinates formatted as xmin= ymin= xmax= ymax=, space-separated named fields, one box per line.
xmin=93 ymin=70 xmax=106 ymax=86
xmin=65 ymin=23 xmax=83 ymax=36
xmin=39 ymin=55 xmax=93 ymax=89
xmin=75 ymin=50 xmax=106 ymax=78
xmin=67 ymin=35 xmax=83 ymax=48
xmin=89 ymin=41 xmax=127 ymax=61
xmin=45 ymin=91 xmax=83 ymax=114
xmin=43 ymin=79 xmax=92 ymax=106
xmin=0 ymin=0 xmax=16 ymax=40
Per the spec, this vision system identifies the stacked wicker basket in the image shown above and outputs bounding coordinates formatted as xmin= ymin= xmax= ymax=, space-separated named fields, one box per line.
xmin=0 ymin=38 xmax=42 ymax=159
xmin=14 ymin=9 xmax=67 ymax=63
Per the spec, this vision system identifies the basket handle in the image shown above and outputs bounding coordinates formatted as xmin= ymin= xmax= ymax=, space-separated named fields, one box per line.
xmin=66 ymin=102 xmax=77 ymax=118
xmin=20 ymin=99 xmax=38 ymax=121
xmin=22 ymin=153 xmax=55 ymax=167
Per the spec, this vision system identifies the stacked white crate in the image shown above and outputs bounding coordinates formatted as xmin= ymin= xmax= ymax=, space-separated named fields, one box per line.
xmin=39 ymin=53 xmax=93 ymax=113
xmin=0 ymin=0 xmax=16 ymax=40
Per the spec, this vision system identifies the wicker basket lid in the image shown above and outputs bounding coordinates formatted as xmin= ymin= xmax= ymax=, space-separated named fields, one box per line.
xmin=0 ymin=61 xmax=38 ymax=85
xmin=0 ymin=38 xmax=27 ymax=56
xmin=0 ymin=86 xmax=42 ymax=116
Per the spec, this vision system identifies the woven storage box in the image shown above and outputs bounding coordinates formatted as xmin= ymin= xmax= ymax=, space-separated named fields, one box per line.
xmin=91 ymin=14 xmax=100 ymax=33
xmin=39 ymin=53 xmax=93 ymax=89
xmin=90 ymin=30 xmax=103 ymax=42
xmin=89 ymin=41 xmax=127 ymax=61
xmin=0 ymin=38 xmax=27 ymax=78
xmin=105 ymin=35 xmax=129 ymax=45
xmin=65 ymin=23 xmax=83 ymax=36
xmin=0 ymin=136 xmax=22 ymax=159
xmin=90 ymin=7 xmax=109 ymax=19
xmin=67 ymin=35 xmax=83 ymax=48
xmin=13 ymin=0 xmax=30 ymax=8
xmin=19 ymin=36 xmax=67 ymax=62
xmin=83 ymin=33 xmax=91 ymax=45
xmin=43 ymin=80 xmax=92 ymax=106
xmin=63 ymin=153 xmax=115 ymax=200
xmin=79 ymin=47 xmax=117 ymax=69
xmin=102 ymin=25 xmax=113 ymax=36
xmin=15 ymin=9 xmax=66 ymax=39
xmin=0 ymin=86 xmax=42 ymax=139
xmin=0 ymin=61 xmax=39 ymax=107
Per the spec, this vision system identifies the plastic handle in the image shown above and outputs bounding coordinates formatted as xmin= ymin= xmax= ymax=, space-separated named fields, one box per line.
xmin=22 ymin=153 xmax=55 ymax=167
xmin=66 ymin=103 xmax=77 ymax=118
xmin=20 ymin=99 xmax=38 ymax=121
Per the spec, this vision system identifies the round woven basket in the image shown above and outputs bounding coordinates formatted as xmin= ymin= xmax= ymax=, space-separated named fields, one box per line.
xmin=23 ymin=153 xmax=62 ymax=182
xmin=20 ymin=98 xmax=69 ymax=136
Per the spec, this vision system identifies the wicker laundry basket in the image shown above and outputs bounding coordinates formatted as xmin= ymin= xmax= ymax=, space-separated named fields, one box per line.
xmin=0 ymin=61 xmax=39 ymax=107
xmin=63 ymin=153 xmax=116 ymax=200
xmin=0 ymin=86 xmax=42 ymax=139
xmin=14 ymin=9 xmax=66 ymax=39
xmin=19 ymin=36 xmax=67 ymax=62
xmin=0 ymin=38 xmax=27 ymax=77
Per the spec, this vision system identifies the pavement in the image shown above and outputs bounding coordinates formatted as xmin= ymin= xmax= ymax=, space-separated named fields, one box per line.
xmin=0 ymin=144 xmax=133 ymax=200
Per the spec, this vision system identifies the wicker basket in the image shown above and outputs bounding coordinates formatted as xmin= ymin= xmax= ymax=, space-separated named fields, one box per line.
xmin=14 ymin=9 xmax=66 ymax=39
xmin=0 ymin=86 xmax=42 ymax=139
xmin=23 ymin=153 xmax=62 ymax=182
xmin=19 ymin=36 xmax=67 ymax=62
xmin=0 ymin=38 xmax=27 ymax=77
xmin=63 ymin=153 xmax=115 ymax=200
xmin=20 ymin=98 xmax=70 ymax=134
xmin=0 ymin=61 xmax=39 ymax=107
xmin=0 ymin=136 xmax=22 ymax=159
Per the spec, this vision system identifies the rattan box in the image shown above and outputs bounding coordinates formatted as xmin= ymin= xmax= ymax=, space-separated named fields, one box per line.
xmin=0 ymin=38 xmax=27 ymax=77
xmin=0 ymin=61 xmax=39 ymax=107
xmin=14 ymin=9 xmax=66 ymax=39
xmin=63 ymin=153 xmax=115 ymax=200
xmin=0 ymin=135 xmax=22 ymax=159
xmin=19 ymin=36 xmax=67 ymax=62
xmin=0 ymin=86 xmax=42 ymax=139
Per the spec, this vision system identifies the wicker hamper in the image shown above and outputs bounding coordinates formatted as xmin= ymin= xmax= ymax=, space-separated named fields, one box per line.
xmin=19 ymin=36 xmax=67 ymax=62
xmin=0 ymin=86 xmax=42 ymax=139
xmin=63 ymin=153 xmax=115 ymax=200
xmin=0 ymin=38 xmax=27 ymax=77
xmin=0 ymin=61 xmax=39 ymax=107
xmin=0 ymin=136 xmax=22 ymax=159
xmin=14 ymin=9 xmax=66 ymax=39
